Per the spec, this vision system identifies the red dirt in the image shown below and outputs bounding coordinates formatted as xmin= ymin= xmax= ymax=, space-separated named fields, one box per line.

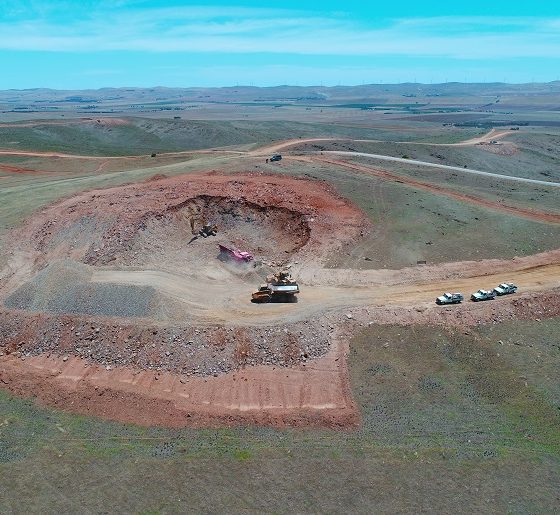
xmin=2 ymin=168 xmax=560 ymax=429
xmin=0 ymin=164 xmax=54 ymax=175
xmin=0 ymin=329 xmax=358 ymax=429
xmin=8 ymin=171 xmax=368 ymax=269
xmin=0 ymin=171 xmax=368 ymax=428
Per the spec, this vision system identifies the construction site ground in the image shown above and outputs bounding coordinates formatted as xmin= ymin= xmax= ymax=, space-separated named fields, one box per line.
xmin=1 ymin=142 xmax=560 ymax=427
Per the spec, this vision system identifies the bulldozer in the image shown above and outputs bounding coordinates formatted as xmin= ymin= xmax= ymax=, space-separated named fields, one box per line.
xmin=251 ymin=270 xmax=299 ymax=303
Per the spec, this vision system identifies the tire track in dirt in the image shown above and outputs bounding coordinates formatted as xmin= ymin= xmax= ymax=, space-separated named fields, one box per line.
xmin=0 ymin=164 xmax=56 ymax=175
xmin=251 ymin=129 xmax=516 ymax=155
xmin=0 ymin=149 xmax=245 ymax=160
xmin=0 ymin=117 xmax=130 ymax=128
xmin=322 ymin=151 xmax=560 ymax=188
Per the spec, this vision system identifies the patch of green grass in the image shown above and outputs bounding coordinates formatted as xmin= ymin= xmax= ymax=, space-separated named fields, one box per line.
xmin=306 ymin=163 xmax=560 ymax=268
xmin=1 ymin=319 xmax=559 ymax=512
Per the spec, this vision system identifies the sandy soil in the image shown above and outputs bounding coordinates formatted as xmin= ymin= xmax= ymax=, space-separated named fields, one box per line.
xmin=451 ymin=128 xmax=513 ymax=146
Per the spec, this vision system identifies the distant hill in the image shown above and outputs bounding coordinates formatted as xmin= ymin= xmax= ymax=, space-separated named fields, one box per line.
xmin=2 ymin=82 xmax=560 ymax=107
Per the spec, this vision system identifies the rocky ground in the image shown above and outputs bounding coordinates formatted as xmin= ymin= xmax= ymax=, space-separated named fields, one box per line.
xmin=0 ymin=309 xmax=332 ymax=376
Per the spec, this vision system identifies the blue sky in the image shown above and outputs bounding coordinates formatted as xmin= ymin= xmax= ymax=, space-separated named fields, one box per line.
xmin=1 ymin=0 xmax=559 ymax=89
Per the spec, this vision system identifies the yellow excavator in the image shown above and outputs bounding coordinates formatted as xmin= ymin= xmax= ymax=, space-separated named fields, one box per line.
xmin=190 ymin=216 xmax=217 ymax=238
xmin=186 ymin=205 xmax=217 ymax=238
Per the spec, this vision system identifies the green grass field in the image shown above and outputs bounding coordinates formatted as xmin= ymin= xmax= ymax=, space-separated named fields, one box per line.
xmin=1 ymin=318 xmax=559 ymax=512
xmin=0 ymin=118 xmax=463 ymax=156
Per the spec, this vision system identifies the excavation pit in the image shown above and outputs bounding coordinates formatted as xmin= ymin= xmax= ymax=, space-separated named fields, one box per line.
xmin=2 ymin=172 xmax=368 ymax=326
xmin=102 ymin=194 xmax=311 ymax=273
xmin=0 ymin=172 xmax=369 ymax=428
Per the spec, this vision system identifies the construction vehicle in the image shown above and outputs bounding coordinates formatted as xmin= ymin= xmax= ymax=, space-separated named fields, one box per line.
xmin=493 ymin=283 xmax=517 ymax=296
xmin=270 ymin=154 xmax=282 ymax=162
xmin=189 ymin=216 xmax=217 ymax=238
xmin=251 ymin=270 xmax=299 ymax=303
xmin=185 ymin=204 xmax=218 ymax=239
xmin=218 ymin=244 xmax=254 ymax=263
xmin=198 ymin=223 xmax=218 ymax=238
xmin=470 ymin=289 xmax=496 ymax=302
xmin=435 ymin=292 xmax=464 ymax=305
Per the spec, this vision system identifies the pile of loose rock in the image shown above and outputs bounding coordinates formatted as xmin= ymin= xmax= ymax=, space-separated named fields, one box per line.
xmin=0 ymin=310 xmax=333 ymax=377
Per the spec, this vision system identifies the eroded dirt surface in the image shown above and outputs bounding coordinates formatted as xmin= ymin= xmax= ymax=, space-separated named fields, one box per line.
xmin=0 ymin=327 xmax=357 ymax=429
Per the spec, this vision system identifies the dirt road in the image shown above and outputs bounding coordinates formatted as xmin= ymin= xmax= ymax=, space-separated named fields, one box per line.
xmin=2 ymin=136 xmax=560 ymax=429
xmin=290 ymin=156 xmax=560 ymax=224
xmin=253 ymin=133 xmax=560 ymax=189
xmin=0 ymin=148 xmax=244 ymax=160
xmin=0 ymin=129 xmax=512 ymax=160
xmin=89 ymin=257 xmax=560 ymax=326
xmin=251 ymin=129 xmax=515 ymax=155
xmin=320 ymin=151 xmax=560 ymax=188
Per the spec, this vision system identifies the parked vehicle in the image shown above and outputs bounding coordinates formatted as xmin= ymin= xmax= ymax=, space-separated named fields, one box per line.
xmin=493 ymin=283 xmax=517 ymax=296
xmin=435 ymin=292 xmax=464 ymax=305
xmin=270 ymin=154 xmax=282 ymax=162
xmin=470 ymin=289 xmax=496 ymax=302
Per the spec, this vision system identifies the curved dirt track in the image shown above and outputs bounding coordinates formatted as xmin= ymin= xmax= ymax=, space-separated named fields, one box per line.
xmin=3 ymin=130 xmax=557 ymax=193
xmin=0 ymin=148 xmax=243 ymax=160
xmin=252 ymin=129 xmax=516 ymax=155
xmin=90 ymin=259 xmax=560 ymax=325
xmin=293 ymin=156 xmax=560 ymax=224
xmin=0 ymin=117 xmax=130 ymax=129
xmin=0 ymin=128 xmax=514 ymax=161
xmin=322 ymin=151 xmax=560 ymax=188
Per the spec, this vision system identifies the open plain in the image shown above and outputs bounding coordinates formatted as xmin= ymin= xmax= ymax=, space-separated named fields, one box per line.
xmin=1 ymin=83 xmax=560 ymax=512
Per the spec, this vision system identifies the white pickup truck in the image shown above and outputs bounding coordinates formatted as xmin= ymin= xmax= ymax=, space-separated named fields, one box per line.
xmin=471 ymin=289 xmax=496 ymax=302
xmin=493 ymin=283 xmax=518 ymax=296
xmin=435 ymin=292 xmax=464 ymax=305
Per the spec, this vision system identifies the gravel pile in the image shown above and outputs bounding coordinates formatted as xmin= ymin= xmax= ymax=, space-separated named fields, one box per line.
xmin=0 ymin=310 xmax=333 ymax=376
xmin=5 ymin=260 xmax=155 ymax=319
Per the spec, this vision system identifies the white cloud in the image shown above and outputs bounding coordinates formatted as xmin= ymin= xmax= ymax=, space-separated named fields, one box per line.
xmin=0 ymin=7 xmax=559 ymax=59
